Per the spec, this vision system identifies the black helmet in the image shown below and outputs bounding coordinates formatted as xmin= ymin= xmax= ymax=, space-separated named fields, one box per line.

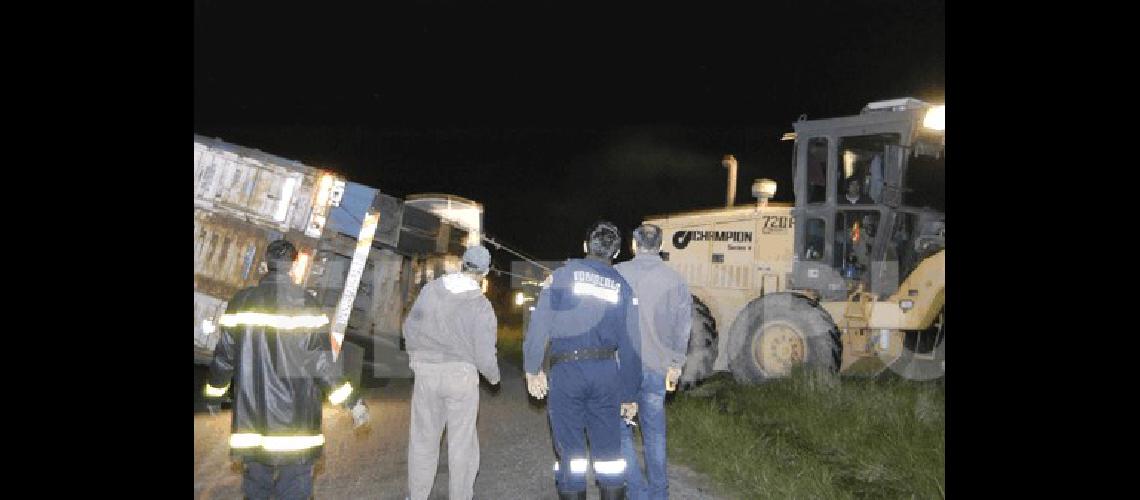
xmin=584 ymin=220 xmax=621 ymax=259
xmin=265 ymin=239 xmax=298 ymax=271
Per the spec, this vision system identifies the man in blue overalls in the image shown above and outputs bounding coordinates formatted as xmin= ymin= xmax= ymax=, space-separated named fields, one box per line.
xmin=523 ymin=220 xmax=642 ymax=500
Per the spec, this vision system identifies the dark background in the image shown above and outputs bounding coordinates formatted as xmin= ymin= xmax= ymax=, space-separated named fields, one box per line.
xmin=13 ymin=3 xmax=1076 ymax=494
xmin=194 ymin=0 xmax=945 ymax=265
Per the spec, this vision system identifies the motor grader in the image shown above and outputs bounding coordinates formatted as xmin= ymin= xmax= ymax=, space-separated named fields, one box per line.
xmin=646 ymin=98 xmax=945 ymax=385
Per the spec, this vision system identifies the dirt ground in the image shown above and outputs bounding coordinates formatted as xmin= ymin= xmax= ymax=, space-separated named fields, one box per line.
xmin=194 ymin=362 xmax=725 ymax=499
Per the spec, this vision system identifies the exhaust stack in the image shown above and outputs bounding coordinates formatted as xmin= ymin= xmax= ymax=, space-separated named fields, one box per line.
xmin=722 ymin=154 xmax=738 ymax=208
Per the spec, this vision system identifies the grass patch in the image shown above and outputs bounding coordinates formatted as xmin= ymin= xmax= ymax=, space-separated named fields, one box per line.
xmin=666 ymin=369 xmax=944 ymax=499
xmin=497 ymin=324 xmax=525 ymax=368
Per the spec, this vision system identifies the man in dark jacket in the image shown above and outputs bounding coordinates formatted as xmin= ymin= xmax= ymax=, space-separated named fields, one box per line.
xmin=523 ymin=221 xmax=642 ymax=500
xmin=204 ymin=239 xmax=369 ymax=500
xmin=843 ymin=178 xmax=874 ymax=205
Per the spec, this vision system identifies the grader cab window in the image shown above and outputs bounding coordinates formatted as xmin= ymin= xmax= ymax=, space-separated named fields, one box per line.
xmin=806 ymin=137 xmax=828 ymax=204
xmin=834 ymin=210 xmax=880 ymax=281
xmin=837 ymin=134 xmax=900 ymax=205
xmin=888 ymin=212 xmax=920 ymax=280
xmin=804 ymin=218 xmax=825 ymax=261
xmin=904 ymin=150 xmax=945 ymax=211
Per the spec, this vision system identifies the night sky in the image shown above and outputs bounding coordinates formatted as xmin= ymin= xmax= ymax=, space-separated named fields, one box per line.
xmin=194 ymin=0 xmax=945 ymax=266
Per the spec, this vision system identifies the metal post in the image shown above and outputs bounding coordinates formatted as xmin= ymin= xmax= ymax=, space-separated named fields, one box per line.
xmin=330 ymin=206 xmax=380 ymax=360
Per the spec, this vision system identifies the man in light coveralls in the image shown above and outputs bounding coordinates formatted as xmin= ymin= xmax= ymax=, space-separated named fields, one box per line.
xmin=403 ymin=245 xmax=501 ymax=500
xmin=615 ymin=224 xmax=692 ymax=500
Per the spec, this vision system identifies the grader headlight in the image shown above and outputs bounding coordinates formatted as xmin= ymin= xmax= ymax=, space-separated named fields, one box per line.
xmin=899 ymin=299 xmax=915 ymax=312
xmin=923 ymin=105 xmax=945 ymax=131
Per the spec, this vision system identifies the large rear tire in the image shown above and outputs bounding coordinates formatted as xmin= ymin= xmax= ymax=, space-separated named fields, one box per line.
xmin=727 ymin=293 xmax=841 ymax=384
xmin=679 ymin=295 xmax=718 ymax=390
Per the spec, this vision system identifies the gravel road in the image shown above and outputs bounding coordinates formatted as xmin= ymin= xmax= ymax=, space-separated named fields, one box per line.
xmin=194 ymin=362 xmax=726 ymax=499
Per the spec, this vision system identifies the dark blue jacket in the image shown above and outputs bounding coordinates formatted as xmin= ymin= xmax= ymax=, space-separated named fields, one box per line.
xmin=523 ymin=258 xmax=642 ymax=402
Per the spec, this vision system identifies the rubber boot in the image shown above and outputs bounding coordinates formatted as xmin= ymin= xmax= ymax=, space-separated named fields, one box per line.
xmin=558 ymin=491 xmax=586 ymax=500
xmin=600 ymin=485 xmax=627 ymax=500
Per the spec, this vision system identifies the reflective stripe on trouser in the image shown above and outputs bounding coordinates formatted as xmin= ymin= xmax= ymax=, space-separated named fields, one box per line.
xmin=549 ymin=358 xmax=626 ymax=492
xmin=621 ymin=370 xmax=669 ymax=500
xmin=408 ymin=362 xmax=480 ymax=500
xmin=242 ymin=462 xmax=313 ymax=500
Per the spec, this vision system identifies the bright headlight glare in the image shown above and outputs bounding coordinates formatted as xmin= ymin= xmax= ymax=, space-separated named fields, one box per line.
xmin=923 ymin=105 xmax=945 ymax=131
xmin=899 ymin=299 xmax=915 ymax=311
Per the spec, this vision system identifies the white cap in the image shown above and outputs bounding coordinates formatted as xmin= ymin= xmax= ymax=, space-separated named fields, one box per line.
xmin=462 ymin=245 xmax=491 ymax=274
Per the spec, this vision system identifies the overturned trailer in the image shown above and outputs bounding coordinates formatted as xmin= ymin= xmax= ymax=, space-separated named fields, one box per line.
xmin=193 ymin=135 xmax=343 ymax=365
xmin=193 ymin=135 xmax=476 ymax=381
xmin=313 ymin=186 xmax=474 ymax=379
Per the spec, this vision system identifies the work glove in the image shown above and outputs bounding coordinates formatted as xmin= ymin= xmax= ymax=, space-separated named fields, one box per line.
xmin=620 ymin=402 xmax=639 ymax=424
xmin=350 ymin=399 xmax=370 ymax=431
xmin=526 ymin=371 xmax=548 ymax=399
xmin=665 ymin=366 xmax=682 ymax=392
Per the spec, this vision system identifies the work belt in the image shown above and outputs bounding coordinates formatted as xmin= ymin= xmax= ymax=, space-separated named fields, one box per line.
xmin=549 ymin=347 xmax=617 ymax=366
